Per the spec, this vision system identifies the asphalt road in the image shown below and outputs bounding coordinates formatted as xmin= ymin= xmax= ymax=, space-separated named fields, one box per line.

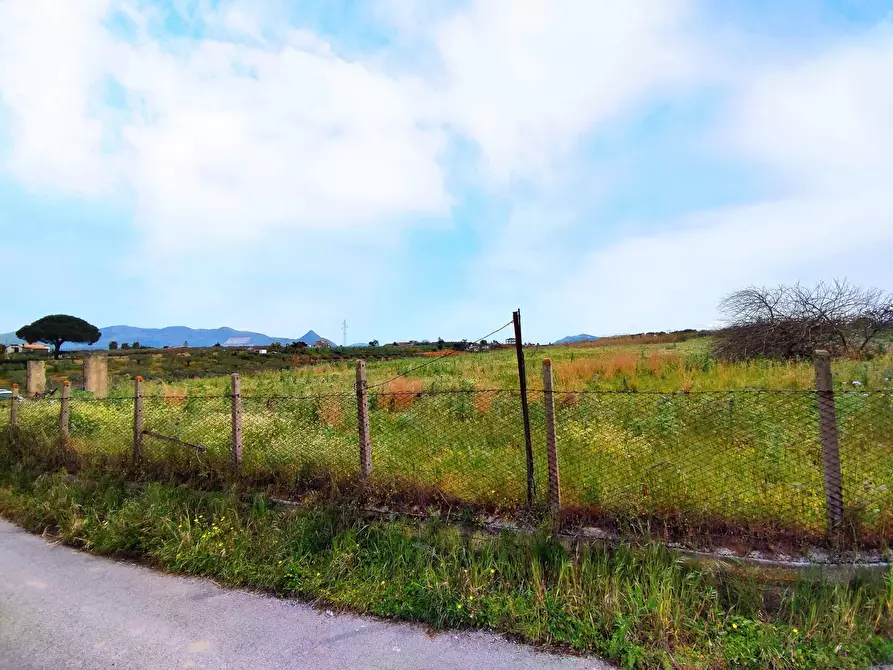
xmin=0 ymin=519 xmax=610 ymax=669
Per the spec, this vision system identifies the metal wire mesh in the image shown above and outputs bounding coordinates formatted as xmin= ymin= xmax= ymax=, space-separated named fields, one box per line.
xmin=240 ymin=393 xmax=359 ymax=486
xmin=0 ymin=398 xmax=11 ymax=434
xmin=67 ymin=397 xmax=134 ymax=466
xmin=836 ymin=390 xmax=893 ymax=536
xmin=366 ymin=390 xmax=538 ymax=508
xmin=8 ymin=394 xmax=61 ymax=460
xmin=141 ymin=395 xmax=230 ymax=477
xmin=551 ymin=391 xmax=827 ymax=534
xmin=1 ymin=386 xmax=891 ymax=544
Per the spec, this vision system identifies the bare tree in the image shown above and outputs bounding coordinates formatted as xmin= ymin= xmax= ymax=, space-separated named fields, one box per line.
xmin=714 ymin=279 xmax=893 ymax=360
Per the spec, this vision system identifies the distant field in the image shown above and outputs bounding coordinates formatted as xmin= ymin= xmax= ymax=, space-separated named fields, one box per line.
xmin=0 ymin=342 xmax=433 ymax=389
xmin=103 ymin=336 xmax=892 ymax=396
xmin=4 ymin=336 xmax=892 ymax=394
xmin=3 ymin=338 xmax=892 ymax=543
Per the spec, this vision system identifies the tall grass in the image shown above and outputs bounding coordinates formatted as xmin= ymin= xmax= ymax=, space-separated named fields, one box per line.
xmin=3 ymin=391 xmax=892 ymax=544
xmin=2 ymin=342 xmax=891 ymax=545
xmin=93 ymin=340 xmax=892 ymax=396
xmin=0 ymin=456 xmax=890 ymax=670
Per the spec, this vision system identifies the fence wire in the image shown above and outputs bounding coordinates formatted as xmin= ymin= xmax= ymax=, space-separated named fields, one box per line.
xmin=240 ymin=394 xmax=359 ymax=486
xmin=2 ymin=387 xmax=891 ymax=544
xmin=836 ymin=390 xmax=893 ymax=535
xmin=367 ymin=389 xmax=539 ymax=508
xmin=552 ymin=391 xmax=825 ymax=532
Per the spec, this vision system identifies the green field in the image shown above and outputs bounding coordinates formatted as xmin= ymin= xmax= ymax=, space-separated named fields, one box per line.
xmin=3 ymin=339 xmax=892 ymax=544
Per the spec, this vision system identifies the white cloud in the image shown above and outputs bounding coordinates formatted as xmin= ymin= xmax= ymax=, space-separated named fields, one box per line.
xmin=723 ymin=21 xmax=893 ymax=192
xmin=2 ymin=1 xmax=892 ymax=340
xmin=461 ymin=17 xmax=893 ymax=340
xmin=0 ymin=0 xmax=449 ymax=248
xmin=0 ymin=0 xmax=703 ymax=242
xmin=0 ymin=0 xmax=708 ymax=257
xmin=0 ymin=0 xmax=118 ymax=197
xmin=115 ymin=38 xmax=449 ymax=248
xmin=435 ymin=0 xmax=699 ymax=182
xmin=543 ymin=193 xmax=893 ymax=337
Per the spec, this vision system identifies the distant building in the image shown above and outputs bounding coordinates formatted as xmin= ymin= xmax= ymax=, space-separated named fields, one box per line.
xmin=256 ymin=349 xmax=268 ymax=355
xmin=4 ymin=343 xmax=50 ymax=354
xmin=223 ymin=337 xmax=252 ymax=347
xmin=505 ymin=337 xmax=516 ymax=345
xmin=312 ymin=340 xmax=330 ymax=348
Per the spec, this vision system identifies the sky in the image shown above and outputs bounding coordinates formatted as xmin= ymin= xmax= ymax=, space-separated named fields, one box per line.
xmin=1 ymin=0 xmax=892 ymax=345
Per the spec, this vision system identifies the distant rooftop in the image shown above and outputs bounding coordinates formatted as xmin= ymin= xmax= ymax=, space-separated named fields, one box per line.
xmin=223 ymin=337 xmax=252 ymax=347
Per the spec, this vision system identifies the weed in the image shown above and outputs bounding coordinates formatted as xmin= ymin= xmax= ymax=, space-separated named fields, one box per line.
xmin=0 ymin=461 xmax=890 ymax=670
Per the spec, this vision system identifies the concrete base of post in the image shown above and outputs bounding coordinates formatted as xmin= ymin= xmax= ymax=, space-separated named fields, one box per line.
xmin=26 ymin=360 xmax=46 ymax=397
xmin=84 ymin=355 xmax=109 ymax=398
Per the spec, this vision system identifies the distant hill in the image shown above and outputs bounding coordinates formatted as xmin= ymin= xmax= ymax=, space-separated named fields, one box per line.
xmin=553 ymin=334 xmax=600 ymax=345
xmin=297 ymin=330 xmax=334 ymax=347
xmin=0 ymin=332 xmax=22 ymax=345
xmin=1 ymin=326 xmax=334 ymax=350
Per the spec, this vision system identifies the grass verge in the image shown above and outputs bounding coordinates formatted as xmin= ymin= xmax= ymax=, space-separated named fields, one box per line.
xmin=0 ymin=455 xmax=891 ymax=669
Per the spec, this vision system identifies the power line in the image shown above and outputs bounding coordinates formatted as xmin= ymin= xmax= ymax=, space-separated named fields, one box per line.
xmin=366 ymin=320 xmax=514 ymax=390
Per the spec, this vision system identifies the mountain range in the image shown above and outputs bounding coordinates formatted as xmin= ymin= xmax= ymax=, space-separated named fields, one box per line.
xmin=0 ymin=326 xmax=333 ymax=350
xmin=552 ymin=334 xmax=600 ymax=345
xmin=2 ymin=324 xmax=599 ymax=350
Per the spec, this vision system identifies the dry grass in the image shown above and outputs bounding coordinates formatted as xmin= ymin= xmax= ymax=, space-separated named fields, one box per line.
xmin=555 ymin=352 xmax=686 ymax=387
xmin=377 ymin=377 xmax=423 ymax=411
xmin=558 ymin=392 xmax=579 ymax=408
xmin=595 ymin=352 xmax=638 ymax=380
xmin=553 ymin=358 xmax=602 ymax=387
xmin=318 ymin=397 xmax=344 ymax=427
xmin=474 ymin=393 xmax=493 ymax=413
xmin=161 ymin=384 xmax=187 ymax=407
xmin=572 ymin=332 xmax=700 ymax=347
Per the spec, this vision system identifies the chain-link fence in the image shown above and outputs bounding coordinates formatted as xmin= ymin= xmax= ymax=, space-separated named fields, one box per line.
xmin=554 ymin=390 xmax=828 ymax=532
xmin=366 ymin=389 xmax=540 ymax=508
xmin=2 ymin=369 xmax=891 ymax=546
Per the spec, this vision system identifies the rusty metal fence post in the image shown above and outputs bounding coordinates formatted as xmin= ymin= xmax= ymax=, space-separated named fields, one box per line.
xmin=542 ymin=359 xmax=561 ymax=529
xmin=814 ymin=350 xmax=844 ymax=534
xmin=60 ymin=381 xmax=71 ymax=449
xmin=356 ymin=360 xmax=372 ymax=481
xmin=513 ymin=310 xmax=535 ymax=506
xmin=133 ymin=376 xmax=144 ymax=462
xmin=231 ymin=373 xmax=243 ymax=469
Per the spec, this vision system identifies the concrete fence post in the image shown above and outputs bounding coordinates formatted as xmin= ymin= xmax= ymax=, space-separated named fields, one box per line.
xmin=26 ymin=360 xmax=46 ymax=397
xmin=814 ymin=350 xmax=844 ymax=534
xmin=543 ymin=359 xmax=561 ymax=529
xmin=9 ymin=383 xmax=19 ymax=435
xmin=356 ymin=360 xmax=372 ymax=481
xmin=60 ymin=381 xmax=71 ymax=449
xmin=231 ymin=373 xmax=243 ymax=468
xmin=84 ymin=355 xmax=109 ymax=398
xmin=133 ymin=376 xmax=144 ymax=462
